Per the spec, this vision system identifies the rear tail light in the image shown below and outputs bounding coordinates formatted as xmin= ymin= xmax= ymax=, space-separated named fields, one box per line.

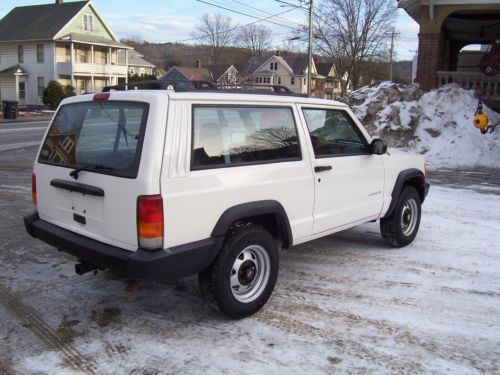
xmin=32 ymin=173 xmax=37 ymax=207
xmin=424 ymin=163 xmax=428 ymax=179
xmin=137 ymin=195 xmax=163 ymax=250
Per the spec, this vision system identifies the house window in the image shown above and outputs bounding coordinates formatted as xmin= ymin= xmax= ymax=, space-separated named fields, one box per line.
xmin=254 ymin=77 xmax=258 ymax=83
xmin=65 ymin=45 xmax=72 ymax=62
xmin=38 ymin=77 xmax=45 ymax=97
xmin=278 ymin=77 xmax=281 ymax=85
xmin=37 ymin=44 xmax=44 ymax=63
xmin=101 ymin=50 xmax=108 ymax=65
xmin=77 ymin=79 xmax=87 ymax=94
xmin=291 ymin=77 xmax=295 ymax=85
xmin=83 ymin=14 xmax=94 ymax=32
xmin=130 ymin=67 xmax=136 ymax=75
xmin=270 ymin=62 xmax=278 ymax=70
xmin=78 ymin=47 xmax=90 ymax=63
xmin=18 ymin=81 xmax=26 ymax=99
xmin=304 ymin=78 xmax=307 ymax=85
xmin=18 ymin=45 xmax=23 ymax=63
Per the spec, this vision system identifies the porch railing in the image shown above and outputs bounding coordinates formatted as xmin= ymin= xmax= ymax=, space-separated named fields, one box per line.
xmin=437 ymin=71 xmax=500 ymax=100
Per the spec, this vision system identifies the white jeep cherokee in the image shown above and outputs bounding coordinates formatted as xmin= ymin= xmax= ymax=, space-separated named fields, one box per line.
xmin=24 ymin=86 xmax=429 ymax=318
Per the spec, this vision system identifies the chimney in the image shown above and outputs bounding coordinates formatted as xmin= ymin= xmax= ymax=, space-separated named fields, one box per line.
xmin=195 ymin=59 xmax=202 ymax=69
xmin=276 ymin=50 xmax=281 ymax=57
xmin=56 ymin=0 xmax=64 ymax=4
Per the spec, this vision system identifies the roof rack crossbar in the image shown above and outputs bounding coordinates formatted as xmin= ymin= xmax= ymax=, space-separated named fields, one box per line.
xmin=102 ymin=80 xmax=305 ymax=97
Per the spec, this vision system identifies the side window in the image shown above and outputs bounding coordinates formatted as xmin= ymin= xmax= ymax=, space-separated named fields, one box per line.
xmin=302 ymin=108 xmax=369 ymax=158
xmin=192 ymin=106 xmax=301 ymax=169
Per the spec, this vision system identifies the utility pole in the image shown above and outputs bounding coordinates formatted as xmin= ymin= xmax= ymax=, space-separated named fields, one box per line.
xmin=307 ymin=0 xmax=314 ymax=98
xmin=389 ymin=31 xmax=400 ymax=81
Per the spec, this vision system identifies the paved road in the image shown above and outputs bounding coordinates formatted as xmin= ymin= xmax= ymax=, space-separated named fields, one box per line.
xmin=0 ymin=121 xmax=49 ymax=152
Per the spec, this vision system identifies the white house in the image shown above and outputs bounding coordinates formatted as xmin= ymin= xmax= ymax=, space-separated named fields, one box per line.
xmin=127 ymin=50 xmax=157 ymax=78
xmin=0 ymin=0 xmax=130 ymax=106
xmin=242 ymin=54 xmax=321 ymax=95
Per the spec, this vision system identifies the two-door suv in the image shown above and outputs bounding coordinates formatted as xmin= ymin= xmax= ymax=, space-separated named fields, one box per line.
xmin=24 ymin=83 xmax=429 ymax=318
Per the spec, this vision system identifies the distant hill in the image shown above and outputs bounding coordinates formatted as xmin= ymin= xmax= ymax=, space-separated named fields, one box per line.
xmin=123 ymin=40 xmax=413 ymax=85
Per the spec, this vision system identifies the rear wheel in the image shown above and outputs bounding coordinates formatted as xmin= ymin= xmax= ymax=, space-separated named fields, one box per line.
xmin=198 ymin=224 xmax=279 ymax=319
xmin=380 ymin=186 xmax=421 ymax=247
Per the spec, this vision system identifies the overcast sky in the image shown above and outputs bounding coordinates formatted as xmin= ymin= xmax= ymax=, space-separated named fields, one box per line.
xmin=0 ymin=0 xmax=420 ymax=60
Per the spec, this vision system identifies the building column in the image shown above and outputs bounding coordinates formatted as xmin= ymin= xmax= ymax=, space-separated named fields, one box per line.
xmin=91 ymin=45 xmax=94 ymax=65
xmin=109 ymin=47 xmax=112 ymax=66
xmin=125 ymin=50 xmax=129 ymax=84
xmin=91 ymin=75 xmax=95 ymax=92
xmin=70 ymin=43 xmax=75 ymax=88
xmin=416 ymin=32 xmax=442 ymax=90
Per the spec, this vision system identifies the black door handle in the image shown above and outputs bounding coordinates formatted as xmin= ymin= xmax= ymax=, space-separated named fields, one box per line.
xmin=314 ymin=165 xmax=332 ymax=173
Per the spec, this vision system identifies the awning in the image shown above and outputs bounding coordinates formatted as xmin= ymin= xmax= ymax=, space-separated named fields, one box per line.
xmin=57 ymin=33 xmax=132 ymax=49
xmin=0 ymin=64 xmax=28 ymax=76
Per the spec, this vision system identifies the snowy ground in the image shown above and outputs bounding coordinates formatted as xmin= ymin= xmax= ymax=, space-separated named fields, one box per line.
xmin=1 ymin=148 xmax=499 ymax=374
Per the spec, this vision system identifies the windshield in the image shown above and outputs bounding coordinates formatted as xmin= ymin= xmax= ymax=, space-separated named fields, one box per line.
xmin=38 ymin=101 xmax=148 ymax=178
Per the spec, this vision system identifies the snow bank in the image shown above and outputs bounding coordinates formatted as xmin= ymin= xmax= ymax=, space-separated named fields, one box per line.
xmin=347 ymin=82 xmax=500 ymax=169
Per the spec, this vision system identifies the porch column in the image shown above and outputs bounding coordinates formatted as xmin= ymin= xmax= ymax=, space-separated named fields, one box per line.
xmin=416 ymin=33 xmax=442 ymax=90
xmin=70 ymin=43 xmax=75 ymax=88
xmin=91 ymin=75 xmax=95 ymax=92
xmin=109 ymin=47 xmax=112 ymax=66
xmin=125 ymin=50 xmax=129 ymax=84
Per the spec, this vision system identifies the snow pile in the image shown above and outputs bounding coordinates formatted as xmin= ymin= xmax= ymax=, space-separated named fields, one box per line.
xmin=347 ymin=82 xmax=500 ymax=169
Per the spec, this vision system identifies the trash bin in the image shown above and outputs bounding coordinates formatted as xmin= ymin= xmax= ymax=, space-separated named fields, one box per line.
xmin=2 ymin=100 xmax=18 ymax=120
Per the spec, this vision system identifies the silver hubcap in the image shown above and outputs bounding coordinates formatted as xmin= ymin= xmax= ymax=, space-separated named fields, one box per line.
xmin=230 ymin=245 xmax=270 ymax=303
xmin=401 ymin=198 xmax=418 ymax=236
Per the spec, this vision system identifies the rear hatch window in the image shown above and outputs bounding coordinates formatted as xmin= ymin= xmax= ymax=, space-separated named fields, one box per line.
xmin=38 ymin=101 xmax=148 ymax=178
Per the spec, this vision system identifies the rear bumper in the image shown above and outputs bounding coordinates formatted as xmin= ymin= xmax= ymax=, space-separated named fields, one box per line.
xmin=24 ymin=212 xmax=223 ymax=281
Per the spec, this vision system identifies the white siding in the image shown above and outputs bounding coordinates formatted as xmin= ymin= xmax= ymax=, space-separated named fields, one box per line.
xmin=0 ymin=42 xmax=57 ymax=105
xmin=0 ymin=76 xmax=17 ymax=102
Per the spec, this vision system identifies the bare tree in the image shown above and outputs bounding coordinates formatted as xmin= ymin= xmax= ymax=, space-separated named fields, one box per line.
xmin=313 ymin=0 xmax=397 ymax=94
xmin=194 ymin=13 xmax=235 ymax=65
xmin=238 ymin=24 xmax=272 ymax=57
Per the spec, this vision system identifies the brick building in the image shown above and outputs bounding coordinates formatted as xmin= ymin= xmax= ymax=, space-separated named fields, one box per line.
xmin=399 ymin=0 xmax=500 ymax=108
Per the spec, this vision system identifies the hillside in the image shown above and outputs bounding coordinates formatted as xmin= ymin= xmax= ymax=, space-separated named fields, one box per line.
xmin=124 ymin=40 xmax=410 ymax=84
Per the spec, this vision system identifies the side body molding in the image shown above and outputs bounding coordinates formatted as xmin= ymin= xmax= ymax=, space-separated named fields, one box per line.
xmin=211 ymin=200 xmax=293 ymax=249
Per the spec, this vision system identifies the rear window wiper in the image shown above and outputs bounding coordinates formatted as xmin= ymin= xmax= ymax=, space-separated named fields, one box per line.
xmin=69 ymin=163 xmax=116 ymax=180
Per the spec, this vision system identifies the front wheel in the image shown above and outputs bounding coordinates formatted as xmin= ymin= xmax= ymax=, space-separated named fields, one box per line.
xmin=380 ymin=186 xmax=422 ymax=247
xmin=198 ymin=224 xmax=279 ymax=319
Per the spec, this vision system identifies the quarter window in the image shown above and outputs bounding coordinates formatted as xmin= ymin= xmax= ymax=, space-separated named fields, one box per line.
xmin=192 ymin=106 xmax=301 ymax=169
xmin=302 ymin=108 xmax=369 ymax=157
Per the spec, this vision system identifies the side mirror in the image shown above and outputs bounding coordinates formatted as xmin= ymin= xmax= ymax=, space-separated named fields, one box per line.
xmin=370 ymin=138 xmax=387 ymax=155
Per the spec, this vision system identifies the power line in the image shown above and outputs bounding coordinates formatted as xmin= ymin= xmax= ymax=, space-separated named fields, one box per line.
xmin=168 ymin=6 xmax=300 ymax=44
xmin=195 ymin=0 xmax=299 ymax=30
xmin=227 ymin=0 xmax=305 ymax=26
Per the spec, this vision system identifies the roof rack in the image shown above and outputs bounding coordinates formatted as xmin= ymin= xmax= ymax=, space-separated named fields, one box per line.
xmin=102 ymin=80 xmax=306 ymax=97
xmin=102 ymin=80 xmax=217 ymax=92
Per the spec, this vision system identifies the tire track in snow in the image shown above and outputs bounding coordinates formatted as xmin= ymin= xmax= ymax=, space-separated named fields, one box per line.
xmin=254 ymin=309 xmax=426 ymax=373
xmin=0 ymin=284 xmax=98 ymax=375
xmin=265 ymin=291 xmax=494 ymax=373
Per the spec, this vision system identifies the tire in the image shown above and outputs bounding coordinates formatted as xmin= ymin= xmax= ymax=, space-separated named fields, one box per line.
xmin=380 ymin=186 xmax=421 ymax=247
xmin=198 ymin=224 xmax=279 ymax=319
